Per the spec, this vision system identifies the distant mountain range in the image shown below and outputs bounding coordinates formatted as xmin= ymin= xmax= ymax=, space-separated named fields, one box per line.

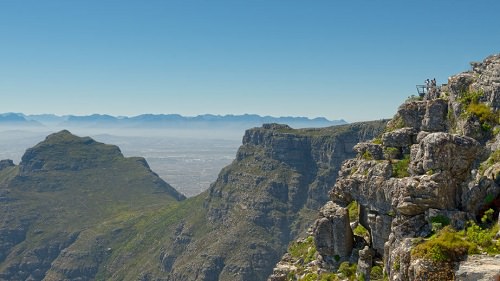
xmin=0 ymin=113 xmax=347 ymax=129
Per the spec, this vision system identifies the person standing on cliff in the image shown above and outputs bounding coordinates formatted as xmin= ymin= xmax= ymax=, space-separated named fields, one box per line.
xmin=424 ymin=78 xmax=431 ymax=93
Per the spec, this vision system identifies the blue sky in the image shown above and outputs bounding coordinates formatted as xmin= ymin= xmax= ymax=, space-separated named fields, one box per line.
xmin=1 ymin=1 xmax=499 ymax=122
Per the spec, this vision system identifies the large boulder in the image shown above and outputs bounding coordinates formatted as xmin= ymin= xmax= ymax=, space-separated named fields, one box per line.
xmin=354 ymin=142 xmax=383 ymax=160
xmin=356 ymin=246 xmax=373 ymax=280
xmin=382 ymin=127 xmax=417 ymax=148
xmin=389 ymin=99 xmax=449 ymax=133
xmin=421 ymin=99 xmax=448 ymax=132
xmin=454 ymin=255 xmax=500 ymax=281
xmin=409 ymin=132 xmax=480 ymax=177
xmin=313 ymin=201 xmax=353 ymax=259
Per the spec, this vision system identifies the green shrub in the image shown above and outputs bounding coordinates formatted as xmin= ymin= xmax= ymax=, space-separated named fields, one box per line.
xmin=464 ymin=221 xmax=499 ymax=253
xmin=393 ymin=256 xmax=400 ymax=271
xmin=303 ymin=272 xmax=319 ymax=281
xmin=319 ymin=272 xmax=339 ymax=281
xmin=385 ymin=116 xmax=405 ymax=132
xmin=430 ymin=215 xmax=450 ymax=226
xmin=431 ymin=222 xmax=444 ymax=233
xmin=392 ymin=154 xmax=410 ymax=178
xmin=487 ymin=150 xmax=500 ymax=166
xmin=484 ymin=194 xmax=495 ymax=204
xmin=479 ymin=150 xmax=500 ymax=174
xmin=406 ymin=95 xmax=423 ymax=102
xmin=289 ymin=236 xmax=316 ymax=263
xmin=482 ymin=122 xmax=493 ymax=132
xmin=411 ymin=226 xmax=472 ymax=262
xmin=338 ymin=262 xmax=357 ymax=279
xmin=458 ymin=90 xmax=498 ymax=133
xmin=347 ymin=201 xmax=359 ymax=222
xmin=481 ymin=208 xmax=495 ymax=225
xmin=467 ymin=102 xmax=497 ymax=124
xmin=384 ymin=147 xmax=400 ymax=160
xmin=458 ymin=90 xmax=483 ymax=105
xmin=493 ymin=127 xmax=500 ymax=136
xmin=354 ymin=224 xmax=369 ymax=237
xmin=413 ymin=222 xmax=500 ymax=262
xmin=370 ymin=265 xmax=384 ymax=280
xmin=362 ymin=150 xmax=373 ymax=160
xmin=430 ymin=214 xmax=450 ymax=233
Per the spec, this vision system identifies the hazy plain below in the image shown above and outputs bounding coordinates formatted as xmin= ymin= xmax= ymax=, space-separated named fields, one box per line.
xmin=0 ymin=127 xmax=242 ymax=197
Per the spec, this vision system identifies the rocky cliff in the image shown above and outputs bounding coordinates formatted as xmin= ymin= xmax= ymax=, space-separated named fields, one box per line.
xmin=269 ymin=54 xmax=500 ymax=281
xmin=0 ymin=122 xmax=385 ymax=280
xmin=97 ymin=121 xmax=386 ymax=281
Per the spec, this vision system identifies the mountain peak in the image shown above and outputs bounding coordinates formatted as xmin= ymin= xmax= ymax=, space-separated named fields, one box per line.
xmin=20 ymin=130 xmax=123 ymax=174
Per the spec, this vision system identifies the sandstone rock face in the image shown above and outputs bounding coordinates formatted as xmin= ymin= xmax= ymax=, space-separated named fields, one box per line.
xmin=382 ymin=127 xmax=417 ymax=148
xmin=421 ymin=98 xmax=448 ymax=132
xmin=354 ymin=142 xmax=384 ymax=160
xmin=367 ymin=212 xmax=393 ymax=256
xmin=409 ymin=132 xmax=480 ymax=177
xmin=465 ymin=54 xmax=500 ymax=110
xmin=388 ymin=99 xmax=448 ymax=133
xmin=455 ymin=255 xmax=500 ymax=281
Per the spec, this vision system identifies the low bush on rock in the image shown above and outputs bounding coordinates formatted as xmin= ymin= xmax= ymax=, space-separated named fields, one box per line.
xmin=412 ymin=219 xmax=500 ymax=262
xmin=392 ymin=154 xmax=410 ymax=178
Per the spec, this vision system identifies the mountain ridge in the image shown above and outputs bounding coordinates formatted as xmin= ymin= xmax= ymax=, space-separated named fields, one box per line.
xmin=0 ymin=113 xmax=347 ymax=130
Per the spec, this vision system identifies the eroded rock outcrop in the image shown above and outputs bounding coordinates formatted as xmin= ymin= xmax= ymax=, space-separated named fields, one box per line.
xmin=269 ymin=54 xmax=500 ymax=280
xmin=314 ymin=202 xmax=353 ymax=259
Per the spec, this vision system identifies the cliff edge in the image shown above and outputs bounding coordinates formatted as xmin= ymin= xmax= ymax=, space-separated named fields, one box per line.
xmin=269 ymin=54 xmax=500 ymax=281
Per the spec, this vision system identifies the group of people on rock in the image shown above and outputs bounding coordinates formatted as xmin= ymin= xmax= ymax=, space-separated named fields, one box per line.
xmin=423 ymin=78 xmax=441 ymax=100
xmin=425 ymin=78 xmax=437 ymax=89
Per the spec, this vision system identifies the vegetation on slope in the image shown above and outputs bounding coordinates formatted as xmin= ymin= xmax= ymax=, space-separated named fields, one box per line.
xmin=1 ymin=120 xmax=387 ymax=280
xmin=412 ymin=210 xmax=500 ymax=263
xmin=0 ymin=130 xmax=185 ymax=280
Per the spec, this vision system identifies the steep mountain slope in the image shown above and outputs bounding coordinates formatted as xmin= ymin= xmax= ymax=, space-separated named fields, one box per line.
xmin=0 ymin=130 xmax=185 ymax=281
xmin=1 ymin=121 xmax=385 ymax=281
xmin=93 ymin=121 xmax=386 ymax=281
xmin=160 ymin=122 xmax=385 ymax=280
xmin=269 ymin=54 xmax=500 ymax=280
